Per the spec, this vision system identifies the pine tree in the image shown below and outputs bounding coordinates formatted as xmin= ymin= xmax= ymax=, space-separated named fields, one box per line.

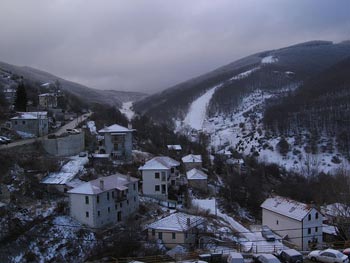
xmin=14 ymin=81 xmax=27 ymax=111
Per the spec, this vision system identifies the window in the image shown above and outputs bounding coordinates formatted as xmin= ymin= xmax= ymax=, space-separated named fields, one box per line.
xmin=14 ymin=121 xmax=18 ymax=125
xmin=22 ymin=121 xmax=25 ymax=125
xmin=133 ymin=183 xmax=136 ymax=190
xmin=315 ymin=212 xmax=319 ymax=219
xmin=308 ymin=228 xmax=311 ymax=234
xmin=108 ymin=207 xmax=110 ymax=213
xmin=120 ymin=202 xmax=123 ymax=208
xmin=276 ymin=220 xmax=279 ymax=225
xmin=85 ymin=196 xmax=89 ymax=204
xmin=171 ymin=168 xmax=174 ymax=173
xmin=155 ymin=172 xmax=160 ymax=179
xmin=96 ymin=195 xmax=99 ymax=203
xmin=158 ymin=232 xmax=163 ymax=240
xmin=134 ymin=196 xmax=136 ymax=202
xmin=315 ymin=227 xmax=318 ymax=232
xmin=172 ymin=232 xmax=176 ymax=239
xmin=115 ymin=204 xmax=118 ymax=210
xmin=155 ymin=185 xmax=160 ymax=192
xmin=86 ymin=211 xmax=89 ymax=218
xmin=98 ymin=211 xmax=100 ymax=217
xmin=152 ymin=229 xmax=155 ymax=236
xmin=127 ymin=200 xmax=129 ymax=205
xmin=126 ymin=189 xmax=129 ymax=194
xmin=112 ymin=191 xmax=114 ymax=198
xmin=308 ymin=214 xmax=311 ymax=221
xmin=107 ymin=192 xmax=110 ymax=201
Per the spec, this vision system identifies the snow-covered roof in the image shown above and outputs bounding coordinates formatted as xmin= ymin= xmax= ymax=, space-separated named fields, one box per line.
xmin=182 ymin=154 xmax=202 ymax=163
xmin=323 ymin=224 xmax=338 ymax=235
xmin=139 ymin=156 xmax=180 ymax=170
xmin=167 ymin=145 xmax=182 ymax=151
xmin=322 ymin=203 xmax=350 ymax=218
xmin=98 ymin=124 xmax=134 ymax=133
xmin=67 ymin=173 xmax=138 ymax=195
xmin=11 ymin=111 xmax=48 ymax=120
xmin=41 ymin=156 xmax=88 ymax=185
xmin=38 ymin=93 xmax=56 ymax=97
xmin=147 ymin=212 xmax=204 ymax=232
xmin=261 ymin=196 xmax=315 ymax=221
xmin=186 ymin=168 xmax=208 ymax=180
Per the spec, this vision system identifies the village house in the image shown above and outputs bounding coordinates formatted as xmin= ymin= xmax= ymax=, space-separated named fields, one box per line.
xmin=147 ymin=212 xmax=205 ymax=249
xmin=139 ymin=156 xmax=180 ymax=199
xmin=186 ymin=168 xmax=208 ymax=192
xmin=182 ymin=154 xmax=202 ymax=171
xmin=38 ymin=93 xmax=58 ymax=109
xmin=11 ymin=111 xmax=48 ymax=137
xmin=261 ymin=196 xmax=323 ymax=250
xmin=98 ymin=124 xmax=134 ymax=162
xmin=167 ymin=145 xmax=182 ymax=155
xmin=68 ymin=173 xmax=139 ymax=228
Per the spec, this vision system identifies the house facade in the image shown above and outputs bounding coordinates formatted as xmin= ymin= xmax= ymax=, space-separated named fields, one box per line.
xmin=139 ymin=156 xmax=180 ymax=199
xmin=182 ymin=154 xmax=202 ymax=171
xmin=261 ymin=196 xmax=323 ymax=250
xmin=98 ymin=124 xmax=134 ymax=162
xmin=38 ymin=93 xmax=58 ymax=109
xmin=11 ymin=111 xmax=48 ymax=137
xmin=68 ymin=173 xmax=139 ymax=228
xmin=147 ymin=212 xmax=205 ymax=249
xmin=186 ymin=168 xmax=208 ymax=192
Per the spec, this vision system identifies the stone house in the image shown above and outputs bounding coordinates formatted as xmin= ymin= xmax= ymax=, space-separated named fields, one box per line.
xmin=186 ymin=168 xmax=208 ymax=192
xmin=68 ymin=173 xmax=139 ymax=228
xmin=182 ymin=154 xmax=202 ymax=171
xmin=38 ymin=93 xmax=58 ymax=109
xmin=147 ymin=212 xmax=205 ymax=249
xmin=261 ymin=196 xmax=323 ymax=250
xmin=98 ymin=124 xmax=134 ymax=162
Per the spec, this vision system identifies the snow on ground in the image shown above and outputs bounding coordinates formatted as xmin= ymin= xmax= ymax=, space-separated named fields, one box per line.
xmin=183 ymin=84 xmax=221 ymax=130
xmin=230 ymin=67 xmax=260 ymax=80
xmin=86 ymin=121 xmax=97 ymax=135
xmin=120 ymin=101 xmax=135 ymax=121
xmin=16 ymin=130 xmax=35 ymax=138
xmin=42 ymin=155 xmax=88 ymax=185
xmin=193 ymin=198 xmax=284 ymax=253
xmin=261 ymin=55 xmax=278 ymax=64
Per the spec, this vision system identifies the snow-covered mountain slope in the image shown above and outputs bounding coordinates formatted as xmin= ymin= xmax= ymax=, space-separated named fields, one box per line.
xmin=177 ymin=56 xmax=350 ymax=175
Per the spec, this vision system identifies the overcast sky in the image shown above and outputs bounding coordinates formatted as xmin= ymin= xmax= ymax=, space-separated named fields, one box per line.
xmin=0 ymin=0 xmax=349 ymax=93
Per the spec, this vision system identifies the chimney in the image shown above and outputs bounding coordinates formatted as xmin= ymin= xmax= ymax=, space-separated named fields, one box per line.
xmin=186 ymin=217 xmax=191 ymax=227
xmin=127 ymin=172 xmax=131 ymax=181
xmin=128 ymin=123 xmax=132 ymax=130
xmin=100 ymin=179 xmax=104 ymax=190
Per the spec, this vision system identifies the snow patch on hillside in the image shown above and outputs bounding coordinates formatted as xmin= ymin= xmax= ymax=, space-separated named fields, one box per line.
xmin=183 ymin=84 xmax=221 ymax=130
xmin=261 ymin=55 xmax=278 ymax=64
xmin=230 ymin=67 xmax=260 ymax=80
xmin=120 ymin=101 xmax=135 ymax=121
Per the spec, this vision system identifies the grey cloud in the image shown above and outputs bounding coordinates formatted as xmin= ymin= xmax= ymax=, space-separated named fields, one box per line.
xmin=0 ymin=0 xmax=349 ymax=93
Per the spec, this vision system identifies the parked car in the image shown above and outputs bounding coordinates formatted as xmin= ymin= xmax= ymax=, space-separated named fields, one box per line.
xmin=261 ymin=225 xmax=275 ymax=242
xmin=254 ymin=254 xmax=281 ymax=263
xmin=227 ymin=252 xmax=244 ymax=263
xmin=66 ymin=128 xmax=80 ymax=134
xmin=308 ymin=249 xmax=349 ymax=263
xmin=277 ymin=249 xmax=303 ymax=263
xmin=343 ymin=248 xmax=350 ymax=258
xmin=0 ymin=137 xmax=7 ymax=144
xmin=0 ymin=136 xmax=11 ymax=144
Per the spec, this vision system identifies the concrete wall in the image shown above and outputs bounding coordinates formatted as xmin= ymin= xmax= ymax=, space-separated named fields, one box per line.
xmin=302 ymin=209 xmax=323 ymax=250
xmin=69 ymin=181 xmax=139 ymax=228
xmin=42 ymin=133 xmax=84 ymax=157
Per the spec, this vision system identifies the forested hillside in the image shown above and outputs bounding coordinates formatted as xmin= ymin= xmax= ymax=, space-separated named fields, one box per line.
xmin=264 ymin=56 xmax=350 ymax=158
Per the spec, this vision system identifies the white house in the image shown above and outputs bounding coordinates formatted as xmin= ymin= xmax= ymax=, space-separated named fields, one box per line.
xmin=261 ymin=196 xmax=323 ymax=250
xmin=139 ymin=156 xmax=180 ymax=199
xmin=68 ymin=173 xmax=139 ymax=228
xmin=147 ymin=212 xmax=205 ymax=249
xmin=186 ymin=168 xmax=208 ymax=192
xmin=98 ymin=124 xmax=134 ymax=162
xmin=11 ymin=111 xmax=48 ymax=137
xmin=182 ymin=154 xmax=202 ymax=171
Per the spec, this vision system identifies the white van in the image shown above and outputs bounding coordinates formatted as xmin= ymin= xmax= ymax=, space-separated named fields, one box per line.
xmin=227 ymin=252 xmax=244 ymax=263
